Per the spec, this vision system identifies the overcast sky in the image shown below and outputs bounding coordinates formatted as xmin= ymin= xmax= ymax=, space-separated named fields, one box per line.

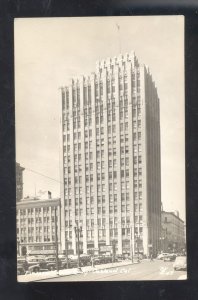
xmin=15 ymin=16 xmax=185 ymax=221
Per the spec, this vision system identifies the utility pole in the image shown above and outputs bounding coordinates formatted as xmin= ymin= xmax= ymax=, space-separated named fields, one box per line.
xmin=74 ymin=225 xmax=82 ymax=271
xmin=65 ymin=238 xmax=69 ymax=269
xmin=54 ymin=206 xmax=59 ymax=275
xmin=130 ymin=226 xmax=134 ymax=263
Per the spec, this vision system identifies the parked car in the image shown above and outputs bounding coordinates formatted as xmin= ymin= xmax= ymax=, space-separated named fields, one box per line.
xmin=117 ymin=254 xmax=126 ymax=261
xmin=157 ymin=253 xmax=170 ymax=260
xmin=44 ymin=256 xmax=62 ymax=270
xmin=17 ymin=265 xmax=26 ymax=275
xmin=61 ymin=255 xmax=79 ymax=269
xmin=163 ymin=254 xmax=176 ymax=262
xmin=102 ymin=255 xmax=112 ymax=264
xmin=80 ymin=254 xmax=91 ymax=266
xmin=17 ymin=257 xmax=28 ymax=268
xmin=132 ymin=255 xmax=141 ymax=263
xmin=93 ymin=255 xmax=105 ymax=265
xmin=26 ymin=256 xmax=48 ymax=272
xmin=173 ymin=256 xmax=187 ymax=271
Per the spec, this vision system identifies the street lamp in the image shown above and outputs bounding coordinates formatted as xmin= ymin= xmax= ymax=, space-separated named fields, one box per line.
xmin=74 ymin=224 xmax=82 ymax=271
xmin=17 ymin=238 xmax=20 ymax=256
xmin=111 ymin=239 xmax=116 ymax=263
xmin=54 ymin=206 xmax=59 ymax=275
xmin=126 ymin=224 xmax=133 ymax=263
xmin=135 ymin=234 xmax=140 ymax=263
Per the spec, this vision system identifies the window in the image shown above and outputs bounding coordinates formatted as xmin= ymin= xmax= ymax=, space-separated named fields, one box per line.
xmin=113 ymin=159 xmax=117 ymax=167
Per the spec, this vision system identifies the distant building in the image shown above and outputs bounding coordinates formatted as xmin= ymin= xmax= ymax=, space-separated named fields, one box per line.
xmin=16 ymin=193 xmax=61 ymax=256
xmin=16 ymin=162 xmax=25 ymax=202
xmin=161 ymin=211 xmax=185 ymax=253
xmin=60 ymin=52 xmax=161 ymax=256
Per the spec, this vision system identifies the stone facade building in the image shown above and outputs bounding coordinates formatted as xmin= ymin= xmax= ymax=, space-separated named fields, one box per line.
xmin=60 ymin=52 xmax=161 ymax=256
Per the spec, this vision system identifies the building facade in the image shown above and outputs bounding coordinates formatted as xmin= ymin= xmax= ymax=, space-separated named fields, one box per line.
xmin=60 ymin=52 xmax=161 ymax=256
xmin=16 ymin=193 xmax=61 ymax=256
xmin=16 ymin=162 xmax=25 ymax=202
xmin=161 ymin=211 xmax=185 ymax=253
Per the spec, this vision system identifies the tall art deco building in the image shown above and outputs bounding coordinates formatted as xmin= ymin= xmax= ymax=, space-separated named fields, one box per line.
xmin=60 ymin=52 xmax=161 ymax=257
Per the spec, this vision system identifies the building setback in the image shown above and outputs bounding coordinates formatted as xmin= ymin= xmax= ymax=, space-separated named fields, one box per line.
xmin=16 ymin=162 xmax=25 ymax=202
xmin=16 ymin=194 xmax=61 ymax=256
xmin=60 ymin=52 xmax=161 ymax=256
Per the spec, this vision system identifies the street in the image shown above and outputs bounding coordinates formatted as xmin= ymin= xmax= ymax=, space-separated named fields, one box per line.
xmin=39 ymin=260 xmax=187 ymax=282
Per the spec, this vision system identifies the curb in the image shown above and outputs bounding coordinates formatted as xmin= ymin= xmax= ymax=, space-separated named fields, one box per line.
xmin=32 ymin=262 xmax=134 ymax=282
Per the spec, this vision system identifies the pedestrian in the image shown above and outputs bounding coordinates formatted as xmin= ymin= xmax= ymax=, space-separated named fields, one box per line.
xmin=150 ymin=253 xmax=153 ymax=262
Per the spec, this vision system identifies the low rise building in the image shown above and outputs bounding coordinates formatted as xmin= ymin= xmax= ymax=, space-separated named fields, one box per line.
xmin=16 ymin=192 xmax=61 ymax=256
xmin=161 ymin=211 xmax=185 ymax=253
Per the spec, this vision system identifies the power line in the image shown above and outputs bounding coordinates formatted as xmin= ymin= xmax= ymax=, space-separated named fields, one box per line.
xmin=25 ymin=167 xmax=63 ymax=184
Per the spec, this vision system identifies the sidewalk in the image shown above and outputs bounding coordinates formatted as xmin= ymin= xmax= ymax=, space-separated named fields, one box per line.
xmin=18 ymin=260 xmax=134 ymax=282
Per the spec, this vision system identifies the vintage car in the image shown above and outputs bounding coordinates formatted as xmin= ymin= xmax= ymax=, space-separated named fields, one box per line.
xmin=173 ymin=256 xmax=187 ymax=271
xmin=163 ymin=254 xmax=177 ymax=262
xmin=157 ymin=253 xmax=170 ymax=260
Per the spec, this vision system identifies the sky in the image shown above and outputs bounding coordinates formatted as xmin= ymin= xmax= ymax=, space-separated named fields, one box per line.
xmin=15 ymin=16 xmax=185 ymax=221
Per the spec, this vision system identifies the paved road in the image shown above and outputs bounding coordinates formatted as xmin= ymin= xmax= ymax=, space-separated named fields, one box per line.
xmin=40 ymin=260 xmax=187 ymax=281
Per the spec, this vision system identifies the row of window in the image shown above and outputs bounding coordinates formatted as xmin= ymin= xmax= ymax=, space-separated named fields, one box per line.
xmin=72 ymin=108 xmax=141 ymax=128
xmin=17 ymin=207 xmax=58 ymax=215
xmin=64 ymin=154 xmax=142 ymax=174
xmin=65 ymin=125 xmax=141 ymax=150
xmin=65 ymin=190 xmax=141 ymax=206
xmin=65 ymin=227 xmax=143 ymax=240
xmin=62 ymin=76 xmax=141 ymax=110
xmin=18 ymin=237 xmax=56 ymax=243
xmin=65 ymin=143 xmax=141 ymax=159
xmin=66 ymin=203 xmax=143 ymax=217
